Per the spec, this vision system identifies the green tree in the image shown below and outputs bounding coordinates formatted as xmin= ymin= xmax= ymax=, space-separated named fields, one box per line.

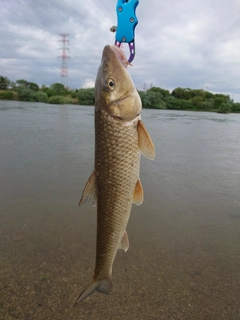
xmin=44 ymin=88 xmax=58 ymax=97
xmin=191 ymin=96 xmax=204 ymax=110
xmin=16 ymin=79 xmax=28 ymax=87
xmin=70 ymin=91 xmax=77 ymax=98
xmin=181 ymin=99 xmax=193 ymax=110
xmin=17 ymin=87 xmax=36 ymax=102
xmin=16 ymin=79 xmax=39 ymax=91
xmin=165 ymin=96 xmax=181 ymax=109
xmin=34 ymin=91 xmax=48 ymax=103
xmin=78 ymin=88 xmax=95 ymax=105
xmin=147 ymin=86 xmax=170 ymax=98
xmin=214 ymin=96 xmax=225 ymax=109
xmin=10 ymin=81 xmax=16 ymax=90
xmin=48 ymin=96 xmax=65 ymax=104
xmin=217 ymin=101 xmax=232 ymax=114
xmin=138 ymin=91 xmax=149 ymax=108
xmin=205 ymin=91 xmax=215 ymax=99
xmin=203 ymin=98 xmax=214 ymax=111
xmin=231 ymin=102 xmax=240 ymax=113
xmin=189 ymin=89 xmax=205 ymax=99
xmin=0 ymin=76 xmax=11 ymax=90
xmin=138 ymin=90 xmax=165 ymax=109
xmin=171 ymin=87 xmax=192 ymax=100
xmin=142 ymin=89 xmax=167 ymax=109
xmin=50 ymin=83 xmax=66 ymax=95
xmin=164 ymin=96 xmax=192 ymax=110
xmin=28 ymin=82 xmax=39 ymax=91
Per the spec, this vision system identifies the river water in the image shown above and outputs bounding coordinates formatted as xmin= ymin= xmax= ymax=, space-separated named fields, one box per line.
xmin=0 ymin=100 xmax=240 ymax=320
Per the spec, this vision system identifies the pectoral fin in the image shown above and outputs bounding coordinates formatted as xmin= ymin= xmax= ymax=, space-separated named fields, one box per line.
xmin=118 ymin=231 xmax=129 ymax=252
xmin=138 ymin=120 xmax=155 ymax=160
xmin=133 ymin=179 xmax=144 ymax=206
xmin=79 ymin=170 xmax=97 ymax=206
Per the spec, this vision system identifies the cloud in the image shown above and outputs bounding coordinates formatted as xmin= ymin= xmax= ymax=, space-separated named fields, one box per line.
xmin=83 ymin=79 xmax=95 ymax=88
xmin=0 ymin=0 xmax=240 ymax=101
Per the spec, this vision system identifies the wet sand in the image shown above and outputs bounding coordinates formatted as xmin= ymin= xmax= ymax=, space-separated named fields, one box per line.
xmin=1 ymin=195 xmax=240 ymax=319
xmin=1 ymin=102 xmax=240 ymax=319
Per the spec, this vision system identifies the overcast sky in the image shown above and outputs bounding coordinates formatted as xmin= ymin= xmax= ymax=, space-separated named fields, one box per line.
xmin=1 ymin=0 xmax=240 ymax=101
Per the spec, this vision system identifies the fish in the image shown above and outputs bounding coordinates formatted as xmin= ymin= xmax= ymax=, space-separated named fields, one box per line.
xmin=74 ymin=44 xmax=155 ymax=305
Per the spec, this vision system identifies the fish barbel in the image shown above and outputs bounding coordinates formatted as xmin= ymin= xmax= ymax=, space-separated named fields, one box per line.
xmin=75 ymin=45 xmax=155 ymax=305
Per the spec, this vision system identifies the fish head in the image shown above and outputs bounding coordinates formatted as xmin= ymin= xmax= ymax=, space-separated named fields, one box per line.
xmin=95 ymin=45 xmax=142 ymax=121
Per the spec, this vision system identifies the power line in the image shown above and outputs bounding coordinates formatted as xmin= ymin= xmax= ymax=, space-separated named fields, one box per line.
xmin=0 ymin=0 xmax=116 ymax=88
xmin=58 ymin=34 xmax=70 ymax=87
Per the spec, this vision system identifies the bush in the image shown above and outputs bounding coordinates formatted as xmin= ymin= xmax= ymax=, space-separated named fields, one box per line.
xmin=48 ymin=96 xmax=65 ymax=104
xmin=165 ymin=96 xmax=191 ymax=110
xmin=138 ymin=90 xmax=166 ymax=109
xmin=63 ymin=96 xmax=78 ymax=104
xmin=78 ymin=88 xmax=95 ymax=105
xmin=0 ymin=76 xmax=11 ymax=90
xmin=16 ymin=80 xmax=39 ymax=91
xmin=203 ymin=98 xmax=214 ymax=111
xmin=147 ymin=87 xmax=170 ymax=98
xmin=44 ymin=88 xmax=58 ymax=97
xmin=50 ymin=83 xmax=67 ymax=96
xmin=17 ymin=87 xmax=36 ymax=101
xmin=231 ymin=103 xmax=240 ymax=113
xmin=191 ymin=96 xmax=204 ymax=109
xmin=34 ymin=91 xmax=48 ymax=103
xmin=0 ymin=91 xmax=13 ymax=100
xmin=214 ymin=97 xmax=225 ymax=109
xmin=217 ymin=102 xmax=232 ymax=114
xmin=71 ymin=91 xmax=77 ymax=98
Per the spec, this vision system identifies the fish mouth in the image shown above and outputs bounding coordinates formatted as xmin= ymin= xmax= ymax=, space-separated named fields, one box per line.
xmin=109 ymin=45 xmax=129 ymax=68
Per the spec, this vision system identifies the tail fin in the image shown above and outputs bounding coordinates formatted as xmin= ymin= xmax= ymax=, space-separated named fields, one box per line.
xmin=74 ymin=276 xmax=112 ymax=306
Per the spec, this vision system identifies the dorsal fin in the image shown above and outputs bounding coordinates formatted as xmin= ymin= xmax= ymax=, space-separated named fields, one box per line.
xmin=138 ymin=120 xmax=155 ymax=160
xmin=79 ymin=170 xmax=97 ymax=206
xmin=133 ymin=179 xmax=144 ymax=206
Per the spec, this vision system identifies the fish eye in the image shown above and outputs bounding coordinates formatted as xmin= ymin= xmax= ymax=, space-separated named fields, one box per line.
xmin=107 ymin=79 xmax=115 ymax=90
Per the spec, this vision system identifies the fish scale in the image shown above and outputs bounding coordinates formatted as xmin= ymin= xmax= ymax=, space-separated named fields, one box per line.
xmin=94 ymin=107 xmax=140 ymax=280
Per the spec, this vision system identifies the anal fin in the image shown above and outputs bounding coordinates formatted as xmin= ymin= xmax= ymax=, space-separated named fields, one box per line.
xmin=118 ymin=231 xmax=129 ymax=252
xmin=79 ymin=170 xmax=97 ymax=206
xmin=133 ymin=179 xmax=144 ymax=206
xmin=138 ymin=120 xmax=155 ymax=160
